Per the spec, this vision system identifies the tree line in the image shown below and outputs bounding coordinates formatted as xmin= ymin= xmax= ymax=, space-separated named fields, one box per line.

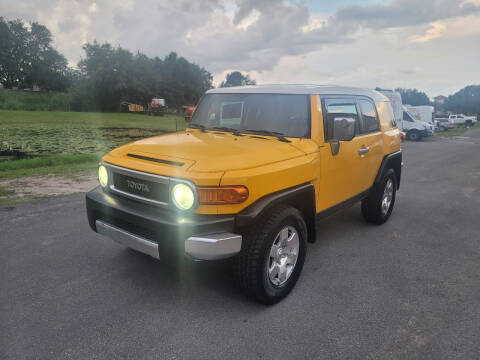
xmin=377 ymin=87 xmax=480 ymax=115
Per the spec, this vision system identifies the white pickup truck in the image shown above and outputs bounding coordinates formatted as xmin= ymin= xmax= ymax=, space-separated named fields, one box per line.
xmin=436 ymin=114 xmax=477 ymax=126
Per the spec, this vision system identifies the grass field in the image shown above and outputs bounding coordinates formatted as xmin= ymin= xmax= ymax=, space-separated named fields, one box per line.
xmin=0 ymin=110 xmax=185 ymax=181
xmin=0 ymin=153 xmax=102 ymax=180
xmin=435 ymin=123 xmax=478 ymax=137
xmin=0 ymin=110 xmax=186 ymax=156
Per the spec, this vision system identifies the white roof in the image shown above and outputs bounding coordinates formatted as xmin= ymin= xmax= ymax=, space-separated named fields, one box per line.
xmin=207 ymin=84 xmax=388 ymax=102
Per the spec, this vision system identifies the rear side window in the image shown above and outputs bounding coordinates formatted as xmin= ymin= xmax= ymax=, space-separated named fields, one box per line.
xmin=385 ymin=101 xmax=397 ymax=127
xmin=324 ymin=99 xmax=359 ymax=140
xmin=359 ymin=99 xmax=379 ymax=133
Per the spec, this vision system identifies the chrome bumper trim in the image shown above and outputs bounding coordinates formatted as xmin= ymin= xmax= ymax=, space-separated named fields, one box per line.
xmin=185 ymin=233 xmax=242 ymax=260
xmin=95 ymin=220 xmax=160 ymax=259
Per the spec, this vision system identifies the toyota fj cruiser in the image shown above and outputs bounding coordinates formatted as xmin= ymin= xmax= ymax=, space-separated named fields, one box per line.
xmin=86 ymin=85 xmax=402 ymax=304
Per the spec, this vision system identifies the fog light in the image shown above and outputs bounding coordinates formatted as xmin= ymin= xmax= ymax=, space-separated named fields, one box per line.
xmin=98 ymin=165 xmax=108 ymax=188
xmin=172 ymin=183 xmax=194 ymax=210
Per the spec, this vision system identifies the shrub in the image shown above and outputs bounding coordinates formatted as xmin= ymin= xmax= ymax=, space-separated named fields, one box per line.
xmin=0 ymin=89 xmax=71 ymax=111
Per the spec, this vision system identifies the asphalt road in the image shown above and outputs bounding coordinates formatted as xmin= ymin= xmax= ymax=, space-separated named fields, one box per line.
xmin=2 ymin=131 xmax=480 ymax=360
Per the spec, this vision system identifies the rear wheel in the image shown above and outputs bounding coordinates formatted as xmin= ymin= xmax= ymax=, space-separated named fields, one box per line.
xmin=362 ymin=168 xmax=397 ymax=225
xmin=234 ymin=206 xmax=307 ymax=304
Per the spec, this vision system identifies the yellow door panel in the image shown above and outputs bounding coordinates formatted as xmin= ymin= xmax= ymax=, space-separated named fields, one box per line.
xmin=354 ymin=132 xmax=384 ymax=190
xmin=318 ymin=138 xmax=366 ymax=210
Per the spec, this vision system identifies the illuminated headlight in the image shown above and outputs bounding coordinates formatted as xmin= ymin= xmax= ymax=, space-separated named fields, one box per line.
xmin=171 ymin=183 xmax=195 ymax=210
xmin=98 ymin=165 xmax=108 ymax=188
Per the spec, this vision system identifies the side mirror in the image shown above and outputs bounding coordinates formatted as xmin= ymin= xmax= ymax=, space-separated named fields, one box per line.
xmin=333 ymin=117 xmax=355 ymax=141
xmin=330 ymin=117 xmax=356 ymax=156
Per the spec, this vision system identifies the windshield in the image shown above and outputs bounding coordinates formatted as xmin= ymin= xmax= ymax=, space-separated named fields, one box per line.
xmin=190 ymin=93 xmax=310 ymax=138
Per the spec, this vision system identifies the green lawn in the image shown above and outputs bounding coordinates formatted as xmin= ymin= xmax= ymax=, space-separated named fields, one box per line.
xmin=0 ymin=153 xmax=102 ymax=179
xmin=0 ymin=110 xmax=186 ymax=156
xmin=436 ymin=123 xmax=478 ymax=137
xmin=0 ymin=110 xmax=185 ymax=180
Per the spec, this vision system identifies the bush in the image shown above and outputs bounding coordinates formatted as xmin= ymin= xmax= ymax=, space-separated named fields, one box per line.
xmin=0 ymin=89 xmax=71 ymax=111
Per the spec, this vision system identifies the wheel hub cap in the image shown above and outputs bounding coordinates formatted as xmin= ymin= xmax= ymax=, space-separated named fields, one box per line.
xmin=268 ymin=226 xmax=300 ymax=286
xmin=381 ymin=179 xmax=394 ymax=215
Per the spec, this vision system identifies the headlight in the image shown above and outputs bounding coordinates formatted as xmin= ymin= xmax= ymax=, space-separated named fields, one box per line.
xmin=98 ymin=165 xmax=108 ymax=188
xmin=171 ymin=183 xmax=195 ymax=210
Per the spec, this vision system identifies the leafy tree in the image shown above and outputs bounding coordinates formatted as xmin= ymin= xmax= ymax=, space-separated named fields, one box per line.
xmin=443 ymin=85 xmax=480 ymax=115
xmin=0 ymin=18 xmax=30 ymax=89
xmin=73 ymin=43 xmax=213 ymax=111
xmin=220 ymin=71 xmax=256 ymax=87
xmin=0 ymin=18 xmax=70 ymax=90
xmin=395 ymin=88 xmax=431 ymax=106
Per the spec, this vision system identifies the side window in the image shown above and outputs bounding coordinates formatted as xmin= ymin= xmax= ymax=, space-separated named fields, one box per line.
xmin=385 ymin=101 xmax=397 ymax=127
xmin=324 ymin=99 xmax=359 ymax=140
xmin=403 ymin=112 xmax=413 ymax=122
xmin=359 ymin=99 xmax=379 ymax=133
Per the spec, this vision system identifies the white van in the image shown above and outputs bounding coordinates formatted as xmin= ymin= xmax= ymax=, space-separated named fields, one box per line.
xmin=400 ymin=107 xmax=431 ymax=141
xmin=378 ymin=90 xmax=430 ymax=141
xmin=405 ymin=105 xmax=435 ymax=134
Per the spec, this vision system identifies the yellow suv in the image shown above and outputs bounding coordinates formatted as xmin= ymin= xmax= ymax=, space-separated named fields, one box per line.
xmin=86 ymin=85 xmax=402 ymax=303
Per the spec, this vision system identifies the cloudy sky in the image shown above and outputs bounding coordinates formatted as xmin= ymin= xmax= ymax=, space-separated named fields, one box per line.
xmin=1 ymin=0 xmax=479 ymax=97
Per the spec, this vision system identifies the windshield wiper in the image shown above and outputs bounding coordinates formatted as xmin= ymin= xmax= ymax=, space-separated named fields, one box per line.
xmin=188 ymin=123 xmax=207 ymax=132
xmin=210 ymin=126 xmax=243 ymax=136
xmin=244 ymin=129 xmax=291 ymax=143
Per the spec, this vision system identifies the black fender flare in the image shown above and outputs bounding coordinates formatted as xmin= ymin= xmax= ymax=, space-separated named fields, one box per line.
xmin=235 ymin=183 xmax=317 ymax=243
xmin=374 ymin=150 xmax=402 ymax=189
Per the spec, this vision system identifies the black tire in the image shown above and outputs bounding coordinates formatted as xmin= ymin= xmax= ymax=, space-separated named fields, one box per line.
xmin=362 ymin=168 xmax=397 ymax=225
xmin=407 ymin=130 xmax=421 ymax=141
xmin=234 ymin=206 xmax=307 ymax=304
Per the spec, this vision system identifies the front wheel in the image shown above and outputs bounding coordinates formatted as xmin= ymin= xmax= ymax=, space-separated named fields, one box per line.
xmin=407 ymin=130 xmax=421 ymax=141
xmin=362 ymin=168 xmax=397 ymax=225
xmin=234 ymin=206 xmax=307 ymax=304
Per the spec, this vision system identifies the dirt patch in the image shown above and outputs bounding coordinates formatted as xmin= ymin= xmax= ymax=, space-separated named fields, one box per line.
xmin=0 ymin=174 xmax=97 ymax=198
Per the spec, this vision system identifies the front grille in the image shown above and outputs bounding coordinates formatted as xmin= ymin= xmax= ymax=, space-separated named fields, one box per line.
xmin=112 ymin=172 xmax=169 ymax=204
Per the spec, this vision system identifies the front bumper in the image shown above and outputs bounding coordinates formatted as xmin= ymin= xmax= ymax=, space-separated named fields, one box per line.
xmin=86 ymin=187 xmax=241 ymax=260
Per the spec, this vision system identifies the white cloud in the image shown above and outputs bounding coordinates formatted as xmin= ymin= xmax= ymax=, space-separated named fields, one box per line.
xmin=409 ymin=13 xmax=480 ymax=43
xmin=1 ymin=0 xmax=479 ymax=95
xmin=235 ymin=8 xmax=260 ymax=30
xmin=409 ymin=23 xmax=447 ymax=43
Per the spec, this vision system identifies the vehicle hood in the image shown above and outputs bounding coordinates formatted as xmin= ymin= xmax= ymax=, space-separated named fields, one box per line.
xmin=108 ymin=130 xmax=308 ymax=173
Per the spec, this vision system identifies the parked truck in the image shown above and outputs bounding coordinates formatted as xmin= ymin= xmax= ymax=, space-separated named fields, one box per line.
xmin=378 ymin=90 xmax=430 ymax=141
xmin=435 ymin=114 xmax=477 ymax=126
xmin=405 ymin=105 xmax=435 ymax=134
xmin=434 ymin=117 xmax=455 ymax=131
xmin=147 ymin=98 xmax=166 ymax=116
xmin=400 ymin=107 xmax=431 ymax=140
xmin=120 ymin=98 xmax=166 ymax=115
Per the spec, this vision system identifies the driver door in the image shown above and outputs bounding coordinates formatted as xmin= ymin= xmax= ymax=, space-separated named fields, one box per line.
xmin=317 ymin=97 xmax=370 ymax=211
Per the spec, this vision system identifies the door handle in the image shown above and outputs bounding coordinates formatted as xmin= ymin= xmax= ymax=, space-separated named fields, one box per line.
xmin=358 ymin=146 xmax=370 ymax=155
